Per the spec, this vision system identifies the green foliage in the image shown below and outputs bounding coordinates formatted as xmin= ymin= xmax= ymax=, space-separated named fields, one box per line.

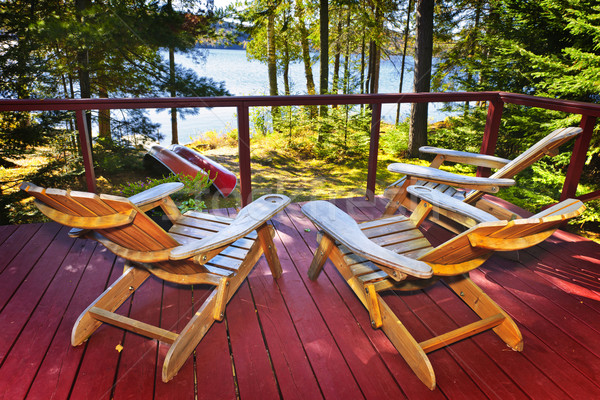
xmin=93 ymin=140 xmax=145 ymax=175
xmin=0 ymin=0 xmax=229 ymax=167
xmin=119 ymin=172 xmax=211 ymax=213
xmin=178 ymin=198 xmax=207 ymax=214
xmin=309 ymin=106 xmax=373 ymax=162
xmin=250 ymin=106 xmax=273 ymax=136
xmin=380 ymin=120 xmax=410 ymax=156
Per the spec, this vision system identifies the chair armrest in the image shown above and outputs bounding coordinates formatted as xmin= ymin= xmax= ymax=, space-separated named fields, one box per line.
xmin=301 ymin=200 xmax=433 ymax=280
xmin=170 ymin=194 xmax=290 ymax=260
xmin=420 ymin=146 xmax=511 ymax=169
xmin=407 ymin=185 xmax=499 ymax=223
xmin=128 ymin=182 xmax=184 ymax=208
xmin=387 ymin=163 xmax=514 ymax=193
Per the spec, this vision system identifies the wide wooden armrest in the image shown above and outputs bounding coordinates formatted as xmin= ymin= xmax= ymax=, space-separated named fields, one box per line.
xmin=387 ymin=163 xmax=515 ymax=193
xmin=170 ymin=194 xmax=290 ymax=260
xmin=530 ymin=198 xmax=585 ymax=220
xmin=407 ymin=185 xmax=499 ymax=223
xmin=301 ymin=200 xmax=433 ymax=280
xmin=420 ymin=146 xmax=511 ymax=169
xmin=128 ymin=182 xmax=184 ymax=208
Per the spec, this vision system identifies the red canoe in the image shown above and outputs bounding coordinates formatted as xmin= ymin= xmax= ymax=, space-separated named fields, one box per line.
xmin=146 ymin=145 xmax=237 ymax=197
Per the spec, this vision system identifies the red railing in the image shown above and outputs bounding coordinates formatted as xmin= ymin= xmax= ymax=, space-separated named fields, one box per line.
xmin=1 ymin=92 xmax=599 ymax=206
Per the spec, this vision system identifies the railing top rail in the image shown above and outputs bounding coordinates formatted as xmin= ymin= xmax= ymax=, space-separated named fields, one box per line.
xmin=0 ymin=91 xmax=500 ymax=111
xmin=2 ymin=91 xmax=599 ymax=117
xmin=499 ymin=92 xmax=600 ymax=117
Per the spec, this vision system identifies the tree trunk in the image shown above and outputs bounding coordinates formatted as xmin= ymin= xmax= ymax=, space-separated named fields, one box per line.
xmin=319 ymin=0 xmax=329 ymax=119
xmin=267 ymin=9 xmax=279 ymax=119
xmin=360 ymin=35 xmax=366 ymax=111
xmin=396 ymin=0 xmax=413 ymax=124
xmin=75 ymin=0 xmax=92 ymax=141
xmin=283 ymin=41 xmax=290 ymax=96
xmin=408 ymin=0 xmax=434 ymax=157
xmin=368 ymin=40 xmax=381 ymax=94
xmin=98 ymin=85 xmax=111 ymax=141
xmin=169 ymin=46 xmax=179 ymax=144
xmin=332 ymin=16 xmax=342 ymax=95
xmin=366 ymin=6 xmax=382 ymax=95
xmin=343 ymin=12 xmax=351 ymax=94
xmin=296 ymin=0 xmax=316 ymax=117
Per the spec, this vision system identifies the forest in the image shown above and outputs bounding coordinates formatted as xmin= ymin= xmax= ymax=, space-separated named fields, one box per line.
xmin=1 ymin=0 xmax=599 ymax=228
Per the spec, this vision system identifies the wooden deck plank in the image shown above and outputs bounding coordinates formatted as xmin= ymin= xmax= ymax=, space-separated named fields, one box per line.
xmin=193 ymin=300 xmax=238 ymax=400
xmin=0 ymin=222 xmax=62 ymax=309
xmin=0 ymin=238 xmax=96 ymax=399
xmin=248 ymin=258 xmax=324 ymax=400
xmin=0 ymin=224 xmax=18 ymax=244
xmin=0 ymin=223 xmax=33 ymax=268
xmin=154 ymin=282 xmax=195 ymax=400
xmin=68 ymin=257 xmax=129 ymax=400
xmin=479 ymin=262 xmax=600 ymax=376
xmin=111 ymin=276 xmax=163 ymax=399
xmin=0 ymin=225 xmax=74 ymax=364
xmin=500 ymin=246 xmax=600 ymax=336
xmin=437 ymin=276 xmax=600 ymax=399
xmin=2 ymin=194 xmax=600 ymax=399
xmin=24 ymin=245 xmax=118 ymax=400
xmin=424 ymin=280 xmax=564 ymax=399
xmin=212 ymin=206 xmax=324 ymax=400
xmin=470 ymin=268 xmax=600 ymax=396
xmin=269 ymin=207 xmax=367 ymax=399
xmin=227 ymin=281 xmax=281 ymax=399
xmin=282 ymin=203 xmax=412 ymax=399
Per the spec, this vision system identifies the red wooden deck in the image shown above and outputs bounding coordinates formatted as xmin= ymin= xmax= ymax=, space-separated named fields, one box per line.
xmin=2 ymin=196 xmax=600 ymax=399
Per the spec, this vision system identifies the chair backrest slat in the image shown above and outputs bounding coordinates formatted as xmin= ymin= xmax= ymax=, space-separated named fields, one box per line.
xmin=419 ymin=199 xmax=585 ymax=266
xmin=98 ymin=194 xmax=179 ymax=250
xmin=464 ymin=128 xmax=581 ymax=204
xmin=490 ymin=127 xmax=582 ymax=180
xmin=22 ymin=182 xmax=179 ymax=252
xmin=64 ymin=190 xmax=157 ymax=251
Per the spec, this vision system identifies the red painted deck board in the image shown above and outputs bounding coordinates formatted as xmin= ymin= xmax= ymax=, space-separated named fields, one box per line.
xmin=1 ymin=196 xmax=600 ymax=399
xmin=25 ymin=245 xmax=118 ymax=400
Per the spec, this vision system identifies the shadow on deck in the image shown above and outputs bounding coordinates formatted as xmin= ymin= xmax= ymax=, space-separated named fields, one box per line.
xmin=1 ymin=196 xmax=600 ymax=399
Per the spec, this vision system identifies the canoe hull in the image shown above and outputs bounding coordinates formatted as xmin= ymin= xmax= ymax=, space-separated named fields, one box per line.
xmin=169 ymin=145 xmax=237 ymax=197
xmin=146 ymin=145 xmax=237 ymax=197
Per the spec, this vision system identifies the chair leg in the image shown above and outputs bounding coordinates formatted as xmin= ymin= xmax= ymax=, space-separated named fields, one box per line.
xmin=257 ymin=224 xmax=282 ymax=279
xmin=383 ymin=179 xmax=413 ymax=216
xmin=308 ymin=234 xmax=335 ymax=281
xmin=379 ymin=296 xmax=437 ymax=390
xmin=443 ymin=274 xmax=523 ymax=351
xmin=318 ymin=244 xmax=437 ymax=389
xmin=71 ymin=265 xmax=150 ymax=346
xmin=163 ymin=289 xmax=219 ymax=382
xmin=163 ymin=235 xmax=266 ymax=382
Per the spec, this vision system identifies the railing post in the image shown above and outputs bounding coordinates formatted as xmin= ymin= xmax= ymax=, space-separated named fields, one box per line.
xmin=75 ymin=109 xmax=97 ymax=193
xmin=560 ymin=115 xmax=597 ymax=201
xmin=477 ymin=96 xmax=504 ymax=177
xmin=237 ymin=104 xmax=252 ymax=207
xmin=366 ymin=103 xmax=382 ymax=201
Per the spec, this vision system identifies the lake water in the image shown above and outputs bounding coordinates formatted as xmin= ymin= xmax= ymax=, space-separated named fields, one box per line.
xmin=154 ymin=48 xmax=449 ymax=145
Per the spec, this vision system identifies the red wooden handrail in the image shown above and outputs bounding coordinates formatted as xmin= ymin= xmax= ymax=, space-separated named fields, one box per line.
xmin=1 ymin=91 xmax=599 ymax=206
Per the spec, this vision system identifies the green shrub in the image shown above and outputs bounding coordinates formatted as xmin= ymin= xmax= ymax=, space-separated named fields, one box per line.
xmin=119 ymin=172 xmax=211 ymax=213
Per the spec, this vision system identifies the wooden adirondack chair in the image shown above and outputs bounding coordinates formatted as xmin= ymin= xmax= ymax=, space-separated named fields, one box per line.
xmin=20 ymin=181 xmax=290 ymax=382
xmin=383 ymin=127 xmax=582 ymax=223
xmin=301 ymin=189 xmax=585 ymax=390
